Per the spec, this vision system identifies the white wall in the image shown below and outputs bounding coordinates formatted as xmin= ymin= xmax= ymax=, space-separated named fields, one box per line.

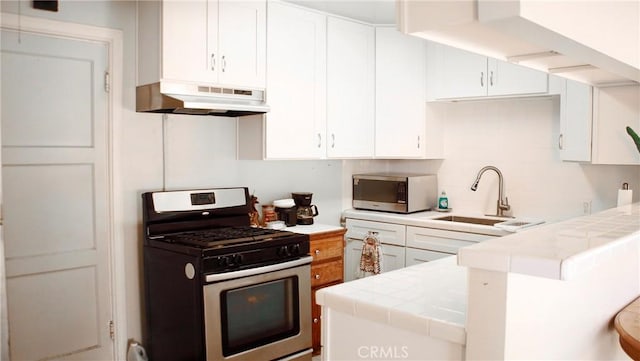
xmin=345 ymin=97 xmax=640 ymax=223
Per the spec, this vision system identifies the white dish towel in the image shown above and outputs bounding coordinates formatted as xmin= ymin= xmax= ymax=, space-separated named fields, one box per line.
xmin=358 ymin=231 xmax=383 ymax=278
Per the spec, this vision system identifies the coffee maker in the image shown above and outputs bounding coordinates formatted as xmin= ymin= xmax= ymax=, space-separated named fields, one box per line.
xmin=292 ymin=192 xmax=319 ymax=225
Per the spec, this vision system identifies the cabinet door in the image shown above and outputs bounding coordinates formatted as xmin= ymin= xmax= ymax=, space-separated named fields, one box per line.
xmin=345 ymin=219 xmax=406 ymax=246
xmin=434 ymin=43 xmax=487 ymax=99
xmin=217 ymin=0 xmax=266 ymax=88
xmin=405 ymin=247 xmax=452 ymax=267
xmin=161 ymin=0 xmax=214 ymax=83
xmin=327 ymin=17 xmax=375 ymax=158
xmin=559 ymin=78 xmax=593 ymax=162
xmin=344 ymin=239 xmax=405 ymax=281
xmin=592 ymin=85 xmax=640 ymax=165
xmin=375 ymin=27 xmax=426 ymax=158
xmin=406 ymin=226 xmax=492 ymax=254
xmin=487 ymin=58 xmax=548 ymax=96
xmin=265 ymin=2 xmax=326 ymax=159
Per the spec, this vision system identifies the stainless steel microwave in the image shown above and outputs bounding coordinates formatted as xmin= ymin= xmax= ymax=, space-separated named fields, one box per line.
xmin=352 ymin=173 xmax=437 ymax=213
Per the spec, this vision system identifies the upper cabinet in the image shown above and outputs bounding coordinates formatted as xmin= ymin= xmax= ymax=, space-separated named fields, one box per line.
xmin=428 ymin=42 xmax=548 ymax=100
xmin=557 ymin=79 xmax=639 ymax=165
xmin=375 ymin=27 xmax=427 ymax=159
xmin=137 ymin=0 xmax=266 ymax=89
xmin=260 ymin=1 xmax=326 ymax=159
xmin=326 ymin=17 xmax=375 ymax=158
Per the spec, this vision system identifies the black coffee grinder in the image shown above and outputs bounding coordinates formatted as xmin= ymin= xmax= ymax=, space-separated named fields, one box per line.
xmin=292 ymin=192 xmax=319 ymax=225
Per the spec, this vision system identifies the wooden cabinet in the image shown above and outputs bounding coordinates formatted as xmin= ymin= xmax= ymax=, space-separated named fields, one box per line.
xmin=137 ymin=0 xmax=266 ymax=88
xmin=309 ymin=229 xmax=345 ymax=355
xmin=428 ymin=42 xmax=548 ymax=100
xmin=375 ymin=27 xmax=426 ymax=158
xmin=326 ymin=16 xmax=375 ymax=158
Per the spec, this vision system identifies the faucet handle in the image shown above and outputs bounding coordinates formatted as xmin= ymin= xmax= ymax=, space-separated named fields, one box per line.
xmin=501 ymin=197 xmax=511 ymax=211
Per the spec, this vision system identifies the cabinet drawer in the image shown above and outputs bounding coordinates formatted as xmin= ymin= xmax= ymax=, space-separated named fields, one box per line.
xmin=345 ymin=218 xmax=406 ymax=246
xmin=311 ymin=259 xmax=343 ymax=287
xmin=405 ymin=247 xmax=453 ymax=267
xmin=310 ymin=234 xmax=344 ymax=263
xmin=406 ymin=226 xmax=494 ymax=254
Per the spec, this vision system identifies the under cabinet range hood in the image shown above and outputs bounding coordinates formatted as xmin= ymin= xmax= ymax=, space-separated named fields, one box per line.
xmin=136 ymin=81 xmax=269 ymax=117
xmin=398 ymin=0 xmax=640 ymax=86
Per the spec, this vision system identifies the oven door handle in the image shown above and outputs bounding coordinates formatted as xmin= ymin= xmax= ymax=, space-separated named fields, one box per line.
xmin=205 ymin=256 xmax=313 ymax=283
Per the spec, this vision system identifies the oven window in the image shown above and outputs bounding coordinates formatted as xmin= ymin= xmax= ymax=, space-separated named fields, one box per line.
xmin=221 ymin=276 xmax=300 ymax=356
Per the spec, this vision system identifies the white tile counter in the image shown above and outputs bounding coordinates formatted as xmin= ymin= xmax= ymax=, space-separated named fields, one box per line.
xmin=458 ymin=203 xmax=640 ymax=280
xmin=284 ymin=223 xmax=344 ymax=234
xmin=315 ymin=255 xmax=467 ymax=345
xmin=342 ymin=209 xmax=511 ymax=236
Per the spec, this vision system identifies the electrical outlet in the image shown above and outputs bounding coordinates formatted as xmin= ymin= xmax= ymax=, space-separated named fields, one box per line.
xmin=583 ymin=200 xmax=592 ymax=215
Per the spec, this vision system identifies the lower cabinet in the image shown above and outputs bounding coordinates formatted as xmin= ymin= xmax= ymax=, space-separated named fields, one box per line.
xmin=309 ymin=228 xmax=346 ymax=355
xmin=344 ymin=218 xmax=498 ymax=279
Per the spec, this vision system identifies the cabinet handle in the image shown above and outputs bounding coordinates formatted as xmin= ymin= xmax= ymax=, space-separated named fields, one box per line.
xmin=558 ymin=134 xmax=564 ymax=150
xmin=314 ymin=274 xmax=320 ymax=280
xmin=222 ymin=55 xmax=226 ymax=72
xmin=417 ymin=135 xmax=420 ymax=149
xmin=331 ymin=134 xmax=335 ymax=148
xmin=317 ymin=133 xmax=321 ymax=148
xmin=313 ymin=318 xmax=319 ymax=324
xmin=490 ymin=71 xmax=494 ymax=86
xmin=480 ymin=71 xmax=484 ymax=87
xmin=314 ymin=249 xmax=320 ymax=255
xmin=211 ymin=53 xmax=215 ymax=71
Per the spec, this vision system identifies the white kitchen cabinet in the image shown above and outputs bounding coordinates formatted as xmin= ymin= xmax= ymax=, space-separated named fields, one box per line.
xmin=405 ymin=247 xmax=452 ymax=267
xmin=326 ymin=17 xmax=375 ymax=158
xmin=428 ymin=42 xmax=548 ymax=100
xmin=344 ymin=239 xmax=406 ymax=282
xmin=556 ymin=81 xmax=639 ymax=165
xmin=375 ymin=27 xmax=427 ymax=158
xmin=137 ymin=0 xmax=266 ymax=89
xmin=406 ymin=226 xmax=495 ymax=254
xmin=345 ymin=219 xmax=406 ymax=247
xmin=261 ymin=1 xmax=326 ymax=159
xmin=592 ymin=84 xmax=640 ymax=165
xmin=558 ymin=78 xmax=593 ymax=162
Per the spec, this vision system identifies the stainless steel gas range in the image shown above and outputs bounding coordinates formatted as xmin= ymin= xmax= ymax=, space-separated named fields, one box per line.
xmin=142 ymin=187 xmax=312 ymax=361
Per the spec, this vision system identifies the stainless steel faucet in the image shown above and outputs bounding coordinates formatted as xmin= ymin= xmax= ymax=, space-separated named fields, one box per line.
xmin=471 ymin=165 xmax=511 ymax=217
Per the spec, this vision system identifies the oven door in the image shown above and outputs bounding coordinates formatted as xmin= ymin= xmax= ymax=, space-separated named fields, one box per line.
xmin=203 ymin=256 xmax=312 ymax=361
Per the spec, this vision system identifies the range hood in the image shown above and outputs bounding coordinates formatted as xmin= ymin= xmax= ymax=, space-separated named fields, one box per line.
xmin=136 ymin=81 xmax=269 ymax=117
xmin=398 ymin=0 xmax=640 ymax=86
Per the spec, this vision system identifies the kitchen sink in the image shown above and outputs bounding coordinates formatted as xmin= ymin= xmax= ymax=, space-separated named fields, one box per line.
xmin=433 ymin=215 xmax=504 ymax=226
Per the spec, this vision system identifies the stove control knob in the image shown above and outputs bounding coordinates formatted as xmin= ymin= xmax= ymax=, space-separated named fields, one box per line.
xmin=289 ymin=244 xmax=301 ymax=256
xmin=218 ymin=256 xmax=229 ymax=268
xmin=233 ymin=254 xmax=244 ymax=266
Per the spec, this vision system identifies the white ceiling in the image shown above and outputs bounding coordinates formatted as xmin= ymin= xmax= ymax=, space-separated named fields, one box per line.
xmin=284 ymin=0 xmax=396 ymax=24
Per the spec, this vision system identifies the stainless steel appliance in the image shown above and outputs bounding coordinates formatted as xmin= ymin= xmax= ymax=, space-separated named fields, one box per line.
xmin=142 ymin=187 xmax=312 ymax=361
xmin=352 ymin=173 xmax=438 ymax=213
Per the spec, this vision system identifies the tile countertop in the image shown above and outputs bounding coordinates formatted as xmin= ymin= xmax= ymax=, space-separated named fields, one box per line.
xmin=315 ymin=255 xmax=468 ymax=345
xmin=284 ymin=223 xmax=344 ymax=234
xmin=342 ymin=208 xmax=513 ymax=236
xmin=458 ymin=203 xmax=640 ymax=281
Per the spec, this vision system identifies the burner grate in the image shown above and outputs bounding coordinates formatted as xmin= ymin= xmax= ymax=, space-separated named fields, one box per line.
xmin=166 ymin=226 xmax=291 ymax=248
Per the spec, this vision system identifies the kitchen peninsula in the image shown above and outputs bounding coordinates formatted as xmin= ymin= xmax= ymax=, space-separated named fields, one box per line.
xmin=317 ymin=203 xmax=640 ymax=360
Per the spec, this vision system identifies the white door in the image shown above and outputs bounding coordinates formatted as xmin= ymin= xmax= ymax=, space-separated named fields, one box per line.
xmin=435 ymin=43 xmax=487 ymax=99
xmin=487 ymin=58 xmax=548 ymax=96
xmin=1 ymin=29 xmax=114 ymax=360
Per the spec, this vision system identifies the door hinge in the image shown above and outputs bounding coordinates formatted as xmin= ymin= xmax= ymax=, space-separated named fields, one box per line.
xmin=104 ymin=71 xmax=111 ymax=93
xmin=109 ymin=320 xmax=115 ymax=340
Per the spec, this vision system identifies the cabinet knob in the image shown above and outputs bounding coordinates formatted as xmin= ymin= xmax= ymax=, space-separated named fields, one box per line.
xmin=313 ymin=318 xmax=319 ymax=324
xmin=314 ymin=274 xmax=320 ymax=280
xmin=314 ymin=249 xmax=320 ymax=255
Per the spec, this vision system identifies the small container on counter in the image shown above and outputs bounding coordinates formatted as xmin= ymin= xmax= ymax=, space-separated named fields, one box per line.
xmin=261 ymin=205 xmax=277 ymax=226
